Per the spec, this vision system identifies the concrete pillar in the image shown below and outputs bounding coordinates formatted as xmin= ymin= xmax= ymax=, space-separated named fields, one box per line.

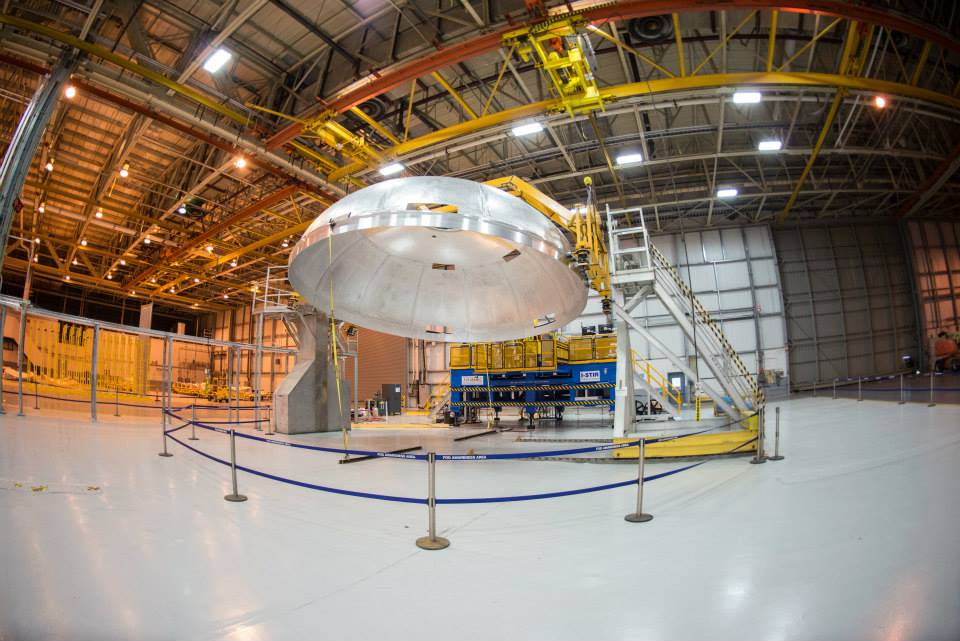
xmin=273 ymin=306 xmax=350 ymax=434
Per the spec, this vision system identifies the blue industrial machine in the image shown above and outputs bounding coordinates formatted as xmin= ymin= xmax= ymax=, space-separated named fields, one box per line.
xmin=448 ymin=333 xmax=616 ymax=424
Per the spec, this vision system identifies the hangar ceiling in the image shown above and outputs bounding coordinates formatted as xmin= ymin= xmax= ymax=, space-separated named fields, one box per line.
xmin=1 ymin=0 xmax=958 ymax=317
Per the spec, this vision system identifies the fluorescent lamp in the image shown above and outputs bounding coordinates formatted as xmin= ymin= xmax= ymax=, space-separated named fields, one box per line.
xmin=379 ymin=162 xmax=404 ymax=176
xmin=511 ymin=121 xmax=544 ymax=136
xmin=716 ymin=188 xmax=739 ymax=198
xmin=757 ymin=140 xmax=782 ymax=151
xmin=732 ymin=91 xmax=762 ymax=104
xmin=615 ymin=152 xmax=644 ymax=165
xmin=202 ymin=48 xmax=232 ymax=73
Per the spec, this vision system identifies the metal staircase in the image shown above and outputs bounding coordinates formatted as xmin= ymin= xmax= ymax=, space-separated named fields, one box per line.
xmin=605 ymin=205 xmax=763 ymax=432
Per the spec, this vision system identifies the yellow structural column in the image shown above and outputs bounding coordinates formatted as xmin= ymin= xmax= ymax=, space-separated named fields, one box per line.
xmin=672 ymin=14 xmax=686 ymax=76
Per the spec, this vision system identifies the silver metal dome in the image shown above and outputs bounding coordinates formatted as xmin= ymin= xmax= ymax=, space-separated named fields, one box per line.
xmin=288 ymin=176 xmax=588 ymax=342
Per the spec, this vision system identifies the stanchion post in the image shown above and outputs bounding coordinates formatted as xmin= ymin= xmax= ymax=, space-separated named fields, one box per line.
xmin=34 ymin=379 xmax=39 ymax=409
xmin=159 ymin=337 xmax=172 ymax=457
xmin=898 ymin=373 xmax=905 ymax=405
xmin=264 ymin=402 xmax=274 ymax=435
xmin=832 ymin=377 xmax=837 ymax=400
xmin=750 ymin=407 xmax=766 ymax=464
xmin=17 ymin=301 xmax=27 ymax=416
xmin=114 ymin=384 xmax=120 ymax=416
xmin=90 ymin=324 xmax=99 ymax=422
xmin=857 ymin=376 xmax=862 ymax=402
xmin=928 ymin=369 xmax=936 ymax=407
xmin=416 ymin=452 xmax=449 ymax=549
xmin=224 ymin=428 xmax=248 ymax=502
xmin=768 ymin=406 xmax=784 ymax=461
xmin=189 ymin=402 xmax=199 ymax=441
xmin=625 ymin=438 xmax=653 ymax=522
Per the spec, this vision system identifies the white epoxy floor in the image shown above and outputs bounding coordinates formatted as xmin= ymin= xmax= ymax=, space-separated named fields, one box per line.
xmin=1 ymin=398 xmax=959 ymax=641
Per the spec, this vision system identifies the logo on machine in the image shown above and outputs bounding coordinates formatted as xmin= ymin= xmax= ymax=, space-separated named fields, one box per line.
xmin=579 ymin=370 xmax=601 ymax=382
xmin=461 ymin=375 xmax=485 ymax=386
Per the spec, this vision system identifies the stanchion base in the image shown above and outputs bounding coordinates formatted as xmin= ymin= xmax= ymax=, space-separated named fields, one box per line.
xmin=928 ymin=403 xmax=936 ymax=407
xmin=767 ymin=455 xmax=784 ymax=461
xmin=897 ymin=401 xmax=906 ymax=405
xmin=188 ymin=437 xmax=199 ymax=441
xmin=224 ymin=494 xmax=248 ymax=502
xmin=624 ymin=513 xmax=653 ymax=523
xmin=416 ymin=536 xmax=450 ymax=550
xmin=158 ymin=452 xmax=173 ymax=457
xmin=749 ymin=456 xmax=767 ymax=464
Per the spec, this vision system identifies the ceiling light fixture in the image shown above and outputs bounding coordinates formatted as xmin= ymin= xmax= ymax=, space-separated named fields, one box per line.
xmin=378 ymin=162 xmax=404 ymax=176
xmin=873 ymin=95 xmax=888 ymax=109
xmin=177 ymin=205 xmax=187 ymax=214
xmin=150 ymin=278 xmax=157 ymax=283
xmin=80 ymin=239 xmax=88 ymax=246
xmin=732 ymin=91 xmax=762 ymax=104
xmin=119 ymin=259 xmax=126 ymax=266
xmin=64 ymin=85 xmax=77 ymax=99
xmin=34 ymin=237 xmax=40 ymax=244
xmin=38 ymin=202 xmax=45 ymax=213
xmin=223 ymin=294 xmax=229 ymax=299
xmin=65 ymin=275 xmax=70 ymax=281
xmin=511 ymin=121 xmax=544 ymax=137
xmin=716 ymin=188 xmax=739 ymax=198
xmin=230 ymin=259 xmax=237 ymax=267
xmin=95 ymin=208 xmax=103 ymax=218
xmin=615 ymin=152 xmax=644 ymax=166
xmin=119 ymin=163 xmax=129 ymax=178
xmin=193 ymin=277 xmax=200 ymax=283
xmin=106 ymin=273 xmax=112 ymax=280
xmin=72 ymin=259 xmax=78 ymax=265
xmin=143 ymin=237 xmax=151 ymax=244
xmin=45 ymin=159 xmax=54 ymax=172
xmin=234 ymin=156 xmax=247 ymax=169
xmin=202 ymin=48 xmax=232 ymax=73
xmin=206 ymin=245 xmax=214 ymax=252
xmin=757 ymin=140 xmax=782 ymax=151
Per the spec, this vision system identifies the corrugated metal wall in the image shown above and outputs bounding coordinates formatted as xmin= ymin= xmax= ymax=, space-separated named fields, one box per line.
xmin=775 ymin=223 xmax=918 ymax=386
xmin=907 ymin=220 xmax=960 ymax=336
xmin=355 ymin=327 xmax=406 ymax=402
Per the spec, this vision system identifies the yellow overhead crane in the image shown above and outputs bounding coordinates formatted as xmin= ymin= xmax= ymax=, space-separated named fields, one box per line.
xmin=502 ymin=14 xmax=604 ymax=117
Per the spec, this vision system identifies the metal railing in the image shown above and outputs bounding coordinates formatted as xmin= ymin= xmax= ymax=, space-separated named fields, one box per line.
xmin=647 ymin=245 xmax=764 ymax=410
xmin=631 ymin=349 xmax=682 ymax=408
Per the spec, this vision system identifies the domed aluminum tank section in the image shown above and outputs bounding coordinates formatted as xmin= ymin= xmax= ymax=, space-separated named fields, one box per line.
xmin=288 ymin=176 xmax=588 ymax=342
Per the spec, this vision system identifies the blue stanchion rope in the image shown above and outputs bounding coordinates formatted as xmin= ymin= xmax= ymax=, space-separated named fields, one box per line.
xmin=166 ymin=408 xmax=728 ymax=461
xmin=163 ymin=428 xmax=716 ymax=506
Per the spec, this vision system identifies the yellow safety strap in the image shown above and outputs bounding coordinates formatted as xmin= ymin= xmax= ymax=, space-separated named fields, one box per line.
xmin=328 ymin=230 xmax=347 ymax=451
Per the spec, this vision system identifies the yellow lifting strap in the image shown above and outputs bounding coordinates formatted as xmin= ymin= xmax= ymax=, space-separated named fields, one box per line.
xmin=327 ymin=231 xmax=348 ymax=451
